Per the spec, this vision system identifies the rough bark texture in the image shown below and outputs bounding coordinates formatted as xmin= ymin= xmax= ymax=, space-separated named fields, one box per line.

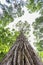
xmin=0 ymin=32 xmax=43 ymax=65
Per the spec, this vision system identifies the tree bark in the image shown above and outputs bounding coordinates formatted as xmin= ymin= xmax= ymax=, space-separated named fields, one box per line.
xmin=1 ymin=32 xmax=43 ymax=65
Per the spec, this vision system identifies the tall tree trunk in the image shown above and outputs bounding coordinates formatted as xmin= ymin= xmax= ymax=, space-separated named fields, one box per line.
xmin=1 ymin=32 xmax=43 ymax=65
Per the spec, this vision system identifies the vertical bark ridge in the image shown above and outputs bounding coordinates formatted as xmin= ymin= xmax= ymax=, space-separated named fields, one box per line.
xmin=13 ymin=43 xmax=19 ymax=65
xmin=17 ymin=50 xmax=21 ymax=65
xmin=26 ymin=43 xmax=42 ymax=65
xmin=24 ymin=43 xmax=34 ymax=65
xmin=16 ymin=40 xmax=24 ymax=65
xmin=17 ymin=43 xmax=22 ymax=65
xmin=7 ymin=57 xmax=13 ymax=65
xmin=21 ymin=43 xmax=24 ymax=65
xmin=24 ymin=54 xmax=30 ymax=65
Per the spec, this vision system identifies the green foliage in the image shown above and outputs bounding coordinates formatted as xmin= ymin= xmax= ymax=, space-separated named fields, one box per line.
xmin=26 ymin=0 xmax=43 ymax=13
xmin=0 ymin=52 xmax=6 ymax=61
xmin=0 ymin=22 xmax=19 ymax=61
xmin=0 ymin=29 xmax=19 ymax=61
xmin=33 ymin=16 xmax=43 ymax=61
xmin=0 ymin=11 xmax=13 ymax=27
xmin=0 ymin=0 xmax=25 ymax=18
xmin=40 ymin=28 xmax=43 ymax=33
xmin=16 ymin=21 xmax=30 ymax=35
xmin=35 ymin=40 xmax=43 ymax=51
xmin=38 ymin=51 xmax=43 ymax=62
xmin=40 ymin=8 xmax=43 ymax=15
xmin=33 ymin=16 xmax=43 ymax=40
xmin=0 ymin=7 xmax=19 ymax=61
